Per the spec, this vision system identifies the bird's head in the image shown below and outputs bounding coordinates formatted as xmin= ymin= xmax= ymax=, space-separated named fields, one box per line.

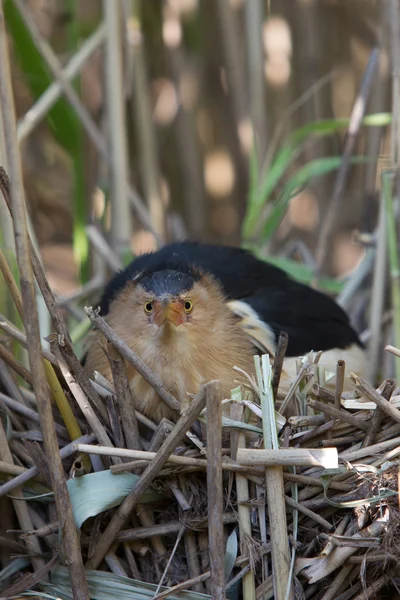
xmin=137 ymin=269 xmax=199 ymax=329
xmin=120 ymin=267 xmax=226 ymax=338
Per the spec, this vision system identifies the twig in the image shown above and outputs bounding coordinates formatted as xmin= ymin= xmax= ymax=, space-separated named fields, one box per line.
xmin=17 ymin=24 xmax=106 ymax=141
xmin=351 ymin=373 xmax=400 ymax=424
xmin=383 ymin=170 xmax=400 ymax=380
xmin=205 ymin=382 xmax=225 ymax=600
xmin=84 ymin=306 xmax=181 ymax=412
xmin=0 ymin=415 xmax=44 ymax=572
xmin=362 ymin=378 xmax=396 ymax=447
xmin=334 ymin=360 xmax=345 ymax=411
xmin=0 ymin=391 xmax=68 ymax=439
xmin=85 ymin=386 xmax=207 ymax=569
xmin=116 ymin=513 xmax=238 ymax=542
xmin=231 ymin=401 xmax=256 ymax=600
xmin=0 ymin=318 xmax=57 ymax=366
xmin=0 ymin=247 xmax=23 ymax=317
xmin=103 ymin=0 xmax=132 ymax=259
xmin=49 ymin=337 xmax=117 ymax=455
xmin=307 ymin=398 xmax=369 ymax=432
xmin=237 ymin=447 xmax=338 ymax=468
xmin=107 ymin=343 xmax=141 ymax=450
xmin=0 ymin=342 xmax=32 ymax=384
xmin=315 ymin=47 xmax=379 ymax=272
xmin=272 ymin=331 xmax=289 ymax=401
xmin=0 ymin=6 xmax=88 ymax=595
xmin=284 ymin=495 xmax=332 ymax=530
xmin=153 ymin=526 xmax=185 ymax=597
xmin=0 ymin=433 xmax=95 ymax=499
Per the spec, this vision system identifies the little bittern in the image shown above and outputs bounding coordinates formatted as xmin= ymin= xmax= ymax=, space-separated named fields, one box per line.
xmin=84 ymin=242 xmax=365 ymax=421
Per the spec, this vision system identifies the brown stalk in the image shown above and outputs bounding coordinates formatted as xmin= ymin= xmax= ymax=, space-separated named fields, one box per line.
xmin=0 ymin=5 xmax=88 ymax=596
xmin=284 ymin=495 xmax=332 ymax=530
xmin=352 ymin=373 xmax=400 ymax=424
xmin=0 ymin=342 xmax=32 ymax=384
xmin=315 ymin=47 xmax=379 ymax=272
xmin=362 ymin=378 xmax=396 ymax=447
xmin=0 ymin=433 xmax=95 ymax=499
xmin=206 ymin=381 xmax=225 ymax=600
xmin=116 ymin=513 xmax=237 ymax=542
xmin=307 ymin=398 xmax=369 ymax=432
xmin=86 ymin=385 xmax=206 ymax=569
xmin=49 ymin=338 xmax=116 ymax=454
xmin=85 ymin=306 xmax=180 ymax=413
xmin=334 ymin=360 xmax=345 ymax=410
xmin=272 ymin=331 xmax=289 ymax=400
xmin=107 ymin=343 xmax=141 ymax=450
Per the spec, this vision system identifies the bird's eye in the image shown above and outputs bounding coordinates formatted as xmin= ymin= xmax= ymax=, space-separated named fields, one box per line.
xmin=144 ymin=301 xmax=153 ymax=314
xmin=184 ymin=300 xmax=193 ymax=313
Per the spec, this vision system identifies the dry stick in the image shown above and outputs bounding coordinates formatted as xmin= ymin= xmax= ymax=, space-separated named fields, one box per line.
xmin=116 ymin=513 xmax=238 ymax=542
xmin=0 ymin=341 xmax=32 ymax=384
xmin=386 ymin=343 xmax=400 ymax=358
xmin=206 ymin=381 xmax=225 ymax=600
xmin=0 ymin=412 xmax=44 ymax=572
xmin=334 ymin=360 xmax=345 ymax=411
xmin=237 ymin=447 xmax=338 ymax=468
xmin=1 ymin=554 xmax=59 ymax=597
xmin=272 ymin=331 xmax=288 ymax=400
xmin=0 ymin=247 xmax=23 ymax=317
xmin=0 ymin=433 xmax=95 ymax=499
xmin=85 ymin=306 xmax=180 ymax=413
xmin=86 ymin=386 xmax=207 ymax=569
xmin=352 ymin=374 xmax=400 ymax=426
xmin=284 ymin=495 xmax=332 ymax=530
xmin=283 ymin=473 xmax=351 ymax=493
xmin=0 ymin=11 xmax=88 ymax=599
xmin=0 ymin=391 xmax=68 ymax=439
xmin=362 ymin=378 xmax=396 ymax=447
xmin=231 ymin=403 xmax=256 ymax=600
xmin=107 ymin=343 xmax=141 ymax=450
xmin=0 ymin=171 xmax=109 ymax=430
xmin=49 ymin=338 xmax=117 ymax=455
xmin=306 ymin=398 xmax=369 ymax=432
xmin=0 ymin=318 xmax=58 ymax=366
xmin=315 ymin=47 xmax=379 ymax=272
xmin=278 ymin=363 xmax=309 ymax=415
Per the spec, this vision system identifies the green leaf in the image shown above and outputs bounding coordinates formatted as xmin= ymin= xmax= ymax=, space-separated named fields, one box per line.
xmin=243 ymin=114 xmax=390 ymax=239
xmin=261 ymin=155 xmax=370 ymax=243
xmin=263 ymin=256 xmax=344 ymax=294
xmin=4 ymin=0 xmax=80 ymax=155
xmin=67 ymin=470 xmax=162 ymax=529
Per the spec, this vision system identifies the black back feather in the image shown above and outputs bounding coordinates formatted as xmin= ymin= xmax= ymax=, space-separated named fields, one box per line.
xmin=97 ymin=241 xmax=363 ymax=356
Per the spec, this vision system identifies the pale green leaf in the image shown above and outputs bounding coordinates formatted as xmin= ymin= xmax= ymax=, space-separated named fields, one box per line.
xmin=42 ymin=566 xmax=211 ymax=599
xmin=67 ymin=470 xmax=162 ymax=529
xmin=224 ymin=528 xmax=238 ymax=581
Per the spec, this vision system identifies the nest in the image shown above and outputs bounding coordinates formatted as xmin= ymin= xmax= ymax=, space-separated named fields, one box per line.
xmin=1 ymin=302 xmax=400 ymax=600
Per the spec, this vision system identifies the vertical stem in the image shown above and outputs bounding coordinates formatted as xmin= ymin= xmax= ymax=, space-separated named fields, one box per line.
xmin=103 ymin=0 xmax=132 ymax=261
xmin=0 ymin=5 xmax=89 ymax=598
xmin=383 ymin=171 xmax=400 ymax=381
xmin=206 ymin=381 xmax=225 ymax=600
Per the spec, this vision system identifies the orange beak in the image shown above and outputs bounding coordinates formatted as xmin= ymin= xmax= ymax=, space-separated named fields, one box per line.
xmin=153 ymin=299 xmax=184 ymax=327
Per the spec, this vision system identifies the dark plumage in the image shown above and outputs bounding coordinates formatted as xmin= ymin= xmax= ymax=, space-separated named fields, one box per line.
xmin=84 ymin=241 xmax=365 ymax=421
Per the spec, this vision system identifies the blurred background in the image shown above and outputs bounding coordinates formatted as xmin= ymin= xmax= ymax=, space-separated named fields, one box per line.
xmin=0 ymin=0 xmax=395 ymax=373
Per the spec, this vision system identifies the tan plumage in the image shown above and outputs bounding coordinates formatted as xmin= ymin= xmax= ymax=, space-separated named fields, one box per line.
xmin=84 ymin=273 xmax=255 ymax=422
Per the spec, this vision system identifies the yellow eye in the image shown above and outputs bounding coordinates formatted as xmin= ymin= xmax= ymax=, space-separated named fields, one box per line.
xmin=144 ymin=301 xmax=153 ymax=314
xmin=184 ymin=299 xmax=193 ymax=313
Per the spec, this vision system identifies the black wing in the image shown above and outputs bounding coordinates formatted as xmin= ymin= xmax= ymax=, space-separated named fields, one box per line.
xmin=98 ymin=241 xmax=362 ymax=356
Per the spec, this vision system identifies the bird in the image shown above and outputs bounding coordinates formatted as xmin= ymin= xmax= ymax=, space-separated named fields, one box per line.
xmin=83 ymin=241 xmax=366 ymax=422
